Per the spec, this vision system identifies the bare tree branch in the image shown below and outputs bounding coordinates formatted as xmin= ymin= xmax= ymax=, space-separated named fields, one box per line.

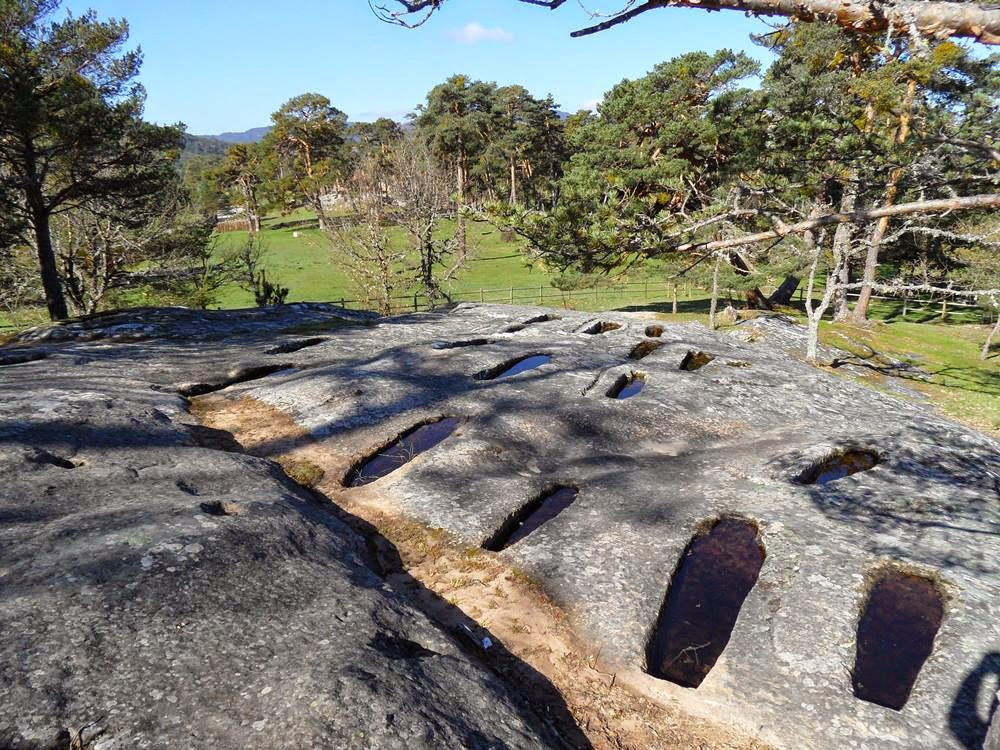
xmin=672 ymin=193 xmax=1000 ymax=255
xmin=923 ymin=135 xmax=1000 ymax=163
xmin=376 ymin=0 xmax=1000 ymax=44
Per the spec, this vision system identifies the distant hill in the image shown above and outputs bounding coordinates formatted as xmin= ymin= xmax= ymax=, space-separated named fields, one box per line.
xmin=200 ymin=126 xmax=273 ymax=144
xmin=181 ymin=127 xmax=270 ymax=163
xmin=180 ymin=134 xmax=229 ymax=164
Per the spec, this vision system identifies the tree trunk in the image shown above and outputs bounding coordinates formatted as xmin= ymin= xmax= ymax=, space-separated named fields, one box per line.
xmin=806 ymin=246 xmax=841 ymax=363
xmin=983 ymin=313 xmax=1000 ymax=360
xmin=726 ymin=249 xmax=771 ymax=310
xmin=244 ymin=183 xmax=262 ymax=233
xmin=312 ymin=193 xmax=328 ymax=231
xmin=672 ymin=282 xmax=678 ymax=314
xmin=28 ymin=197 xmax=69 ymax=320
xmin=746 ymin=287 xmax=773 ymax=310
xmin=455 ymin=147 xmax=468 ymax=263
xmin=769 ymin=275 xmax=800 ymax=306
xmin=509 ymin=156 xmax=518 ymax=205
xmin=852 ymin=217 xmax=888 ymax=322
xmin=854 ymin=79 xmax=916 ymax=322
xmin=833 ymin=255 xmax=851 ymax=321
xmin=709 ymin=255 xmax=721 ymax=329
xmin=831 ymin=183 xmax=858 ymax=322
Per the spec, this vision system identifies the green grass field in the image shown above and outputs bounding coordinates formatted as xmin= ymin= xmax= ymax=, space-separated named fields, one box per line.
xmin=210 ymin=214 xmax=566 ymax=310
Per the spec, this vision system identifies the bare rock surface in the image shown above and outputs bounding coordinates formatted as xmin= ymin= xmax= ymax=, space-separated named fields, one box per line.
xmin=0 ymin=305 xmax=568 ymax=750
xmin=3 ymin=302 xmax=999 ymax=750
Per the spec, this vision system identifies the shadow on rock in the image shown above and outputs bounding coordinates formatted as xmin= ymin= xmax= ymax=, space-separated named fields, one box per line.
xmin=949 ymin=652 xmax=1000 ymax=750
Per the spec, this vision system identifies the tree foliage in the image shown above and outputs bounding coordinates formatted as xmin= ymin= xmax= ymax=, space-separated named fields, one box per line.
xmin=0 ymin=0 xmax=183 ymax=320
xmin=263 ymin=93 xmax=349 ymax=229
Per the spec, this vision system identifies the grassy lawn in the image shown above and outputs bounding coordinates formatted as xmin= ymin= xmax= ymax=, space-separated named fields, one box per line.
xmin=819 ymin=320 xmax=1000 ymax=436
xmin=210 ymin=213 xmax=692 ymax=313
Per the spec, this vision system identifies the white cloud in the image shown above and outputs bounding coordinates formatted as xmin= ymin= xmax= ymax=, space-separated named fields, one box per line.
xmin=581 ymin=98 xmax=603 ymax=112
xmin=447 ymin=22 xmax=514 ymax=45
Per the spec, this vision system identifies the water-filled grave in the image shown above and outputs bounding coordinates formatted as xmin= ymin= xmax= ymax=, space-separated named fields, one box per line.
xmin=853 ymin=570 xmax=944 ymax=710
xmin=607 ymin=372 xmax=646 ymax=400
xmin=474 ymin=354 xmax=552 ymax=380
xmin=646 ymin=517 xmax=766 ymax=688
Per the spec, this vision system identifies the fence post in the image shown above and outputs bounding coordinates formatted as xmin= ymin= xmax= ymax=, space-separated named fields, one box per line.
xmin=509 ymin=287 xmax=514 ymax=305
xmin=644 ymin=280 xmax=649 ymax=300
xmin=539 ymin=284 xmax=543 ymax=305
xmin=902 ymin=293 xmax=908 ymax=319
xmin=480 ymin=288 xmax=485 ymax=303
xmin=941 ymin=299 xmax=947 ymax=321
xmin=413 ymin=292 xmax=418 ymax=312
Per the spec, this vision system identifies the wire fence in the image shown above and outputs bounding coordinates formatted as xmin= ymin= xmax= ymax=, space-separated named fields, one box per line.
xmin=330 ymin=279 xmax=692 ymax=314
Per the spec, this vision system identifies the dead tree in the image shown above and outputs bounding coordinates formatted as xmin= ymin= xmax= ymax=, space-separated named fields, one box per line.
xmin=326 ymin=155 xmax=407 ymax=315
xmin=388 ymin=139 xmax=464 ymax=307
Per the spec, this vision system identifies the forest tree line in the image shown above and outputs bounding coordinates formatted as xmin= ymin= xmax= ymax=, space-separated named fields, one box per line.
xmin=1 ymin=0 xmax=998 ymax=356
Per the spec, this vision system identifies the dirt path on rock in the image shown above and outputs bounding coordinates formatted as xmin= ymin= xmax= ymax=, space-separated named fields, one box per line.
xmin=191 ymin=394 xmax=773 ymax=750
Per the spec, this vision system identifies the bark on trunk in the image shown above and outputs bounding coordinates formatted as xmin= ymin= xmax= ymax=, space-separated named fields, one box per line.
xmin=833 ymin=260 xmax=851 ymax=321
xmin=312 ymin=193 xmax=328 ymax=231
xmin=29 ymin=197 xmax=69 ymax=321
xmin=852 ymin=214 xmax=890 ymax=322
xmin=244 ymin=183 xmax=262 ymax=233
xmin=769 ymin=275 xmax=800 ymax=306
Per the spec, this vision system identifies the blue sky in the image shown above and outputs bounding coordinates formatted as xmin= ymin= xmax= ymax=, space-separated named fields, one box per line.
xmin=64 ymin=1 xmax=778 ymax=135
